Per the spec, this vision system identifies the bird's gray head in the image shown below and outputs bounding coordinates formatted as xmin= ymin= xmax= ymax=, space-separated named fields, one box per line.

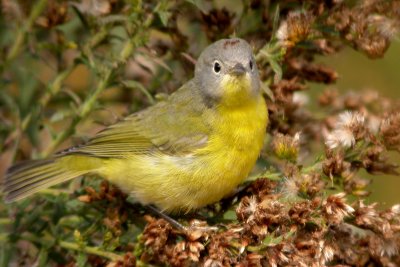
xmin=194 ymin=38 xmax=261 ymax=107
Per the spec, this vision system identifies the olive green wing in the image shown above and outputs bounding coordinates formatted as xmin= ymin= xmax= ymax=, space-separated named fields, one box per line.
xmin=65 ymin=82 xmax=211 ymax=158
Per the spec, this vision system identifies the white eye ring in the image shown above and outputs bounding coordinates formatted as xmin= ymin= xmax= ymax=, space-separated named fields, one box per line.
xmin=213 ymin=60 xmax=222 ymax=74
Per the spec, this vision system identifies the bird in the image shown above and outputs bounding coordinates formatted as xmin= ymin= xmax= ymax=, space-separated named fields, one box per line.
xmin=2 ymin=38 xmax=268 ymax=213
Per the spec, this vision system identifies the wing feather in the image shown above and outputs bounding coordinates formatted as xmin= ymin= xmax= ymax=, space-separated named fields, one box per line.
xmin=65 ymin=81 xmax=211 ymax=158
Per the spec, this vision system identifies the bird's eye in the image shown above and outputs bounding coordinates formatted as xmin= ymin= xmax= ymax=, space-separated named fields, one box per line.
xmin=249 ymin=60 xmax=253 ymax=71
xmin=213 ymin=61 xmax=221 ymax=74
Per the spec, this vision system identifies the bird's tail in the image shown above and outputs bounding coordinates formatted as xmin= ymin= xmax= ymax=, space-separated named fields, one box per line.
xmin=2 ymin=157 xmax=89 ymax=203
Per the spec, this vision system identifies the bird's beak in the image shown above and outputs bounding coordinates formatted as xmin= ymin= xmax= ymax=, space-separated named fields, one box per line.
xmin=229 ymin=63 xmax=246 ymax=76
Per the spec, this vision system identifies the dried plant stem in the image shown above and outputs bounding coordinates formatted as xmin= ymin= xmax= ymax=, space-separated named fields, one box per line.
xmin=58 ymin=240 xmax=123 ymax=261
xmin=4 ymin=65 xmax=75 ymax=163
xmin=17 ymin=233 xmax=124 ymax=262
xmin=2 ymin=0 xmax=52 ymax=161
xmin=0 ymin=218 xmax=12 ymax=225
xmin=41 ymin=16 xmax=155 ymax=156
xmin=255 ymin=161 xmax=322 ymax=181
xmin=42 ymin=68 xmax=112 ymax=157
xmin=4 ymin=0 xmax=48 ymax=65
xmin=0 ymin=234 xmax=8 ymax=242
xmin=8 ymin=29 xmax=111 ymax=158
xmin=25 ymin=67 xmax=74 ymax=129
xmin=38 ymin=66 xmax=76 ymax=111
xmin=39 ymin=188 xmax=71 ymax=196
xmin=5 ymin=28 xmax=107 ymax=156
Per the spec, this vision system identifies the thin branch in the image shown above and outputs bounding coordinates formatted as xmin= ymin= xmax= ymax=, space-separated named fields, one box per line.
xmin=4 ymin=0 xmax=48 ymax=64
xmin=58 ymin=240 xmax=123 ymax=261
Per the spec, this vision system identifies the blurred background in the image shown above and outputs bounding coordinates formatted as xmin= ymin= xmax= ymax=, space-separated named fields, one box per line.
xmin=317 ymin=42 xmax=400 ymax=207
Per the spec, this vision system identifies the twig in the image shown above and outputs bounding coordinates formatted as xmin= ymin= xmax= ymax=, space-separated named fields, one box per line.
xmin=41 ymin=14 xmax=156 ymax=156
xmin=41 ymin=68 xmax=112 ymax=157
xmin=58 ymin=240 xmax=123 ymax=261
xmin=4 ymin=0 xmax=48 ymax=65
xmin=0 ymin=218 xmax=12 ymax=225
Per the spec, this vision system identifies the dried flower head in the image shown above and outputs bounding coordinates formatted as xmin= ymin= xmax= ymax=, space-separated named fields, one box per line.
xmin=2 ymin=0 xmax=23 ymax=22
xmin=354 ymin=201 xmax=380 ymax=228
xmin=344 ymin=176 xmax=371 ymax=197
xmin=367 ymin=115 xmax=382 ymax=134
xmin=391 ymin=204 xmax=400 ymax=215
xmin=288 ymin=200 xmax=318 ymax=225
xmin=362 ymin=145 xmax=399 ymax=175
xmin=319 ymin=88 xmax=339 ymax=107
xmin=276 ymin=11 xmax=314 ymax=47
xmin=36 ymin=1 xmax=68 ymax=28
xmin=236 ymin=196 xmax=259 ymax=223
xmin=323 ymin=152 xmax=345 ymax=177
xmin=288 ymin=59 xmax=338 ymax=84
xmin=280 ymin=177 xmax=299 ymax=200
xmin=379 ymin=238 xmax=399 ymax=258
xmin=201 ymin=8 xmax=235 ymax=41
xmin=357 ymin=36 xmax=390 ymax=59
xmin=111 ymin=252 xmax=136 ymax=267
xmin=322 ymin=193 xmax=355 ymax=224
xmin=301 ymin=173 xmax=325 ymax=197
xmin=292 ymin=92 xmax=309 ymax=107
xmin=380 ymin=112 xmax=400 ymax=152
xmin=245 ymin=253 xmax=264 ymax=267
xmin=316 ymin=240 xmax=335 ymax=265
xmin=337 ymin=111 xmax=365 ymax=129
xmin=141 ymin=216 xmax=174 ymax=262
xmin=325 ymin=128 xmax=355 ymax=149
xmin=264 ymin=244 xmax=290 ymax=267
xmin=271 ymin=132 xmax=301 ymax=162
xmin=205 ymin=229 xmax=242 ymax=266
xmin=325 ymin=111 xmax=366 ymax=149
xmin=369 ymin=15 xmax=400 ymax=40
xmin=72 ymin=0 xmax=112 ymax=16
xmin=170 ymin=238 xmax=205 ymax=265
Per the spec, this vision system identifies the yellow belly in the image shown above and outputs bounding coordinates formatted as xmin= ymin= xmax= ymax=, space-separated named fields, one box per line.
xmin=100 ymin=96 xmax=268 ymax=212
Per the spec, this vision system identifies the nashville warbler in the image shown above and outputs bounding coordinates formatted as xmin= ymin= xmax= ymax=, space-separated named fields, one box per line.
xmin=3 ymin=38 xmax=268 ymax=212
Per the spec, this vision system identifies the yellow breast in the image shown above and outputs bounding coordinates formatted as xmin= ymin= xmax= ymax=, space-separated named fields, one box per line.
xmin=101 ymin=77 xmax=268 ymax=212
xmin=192 ymin=86 xmax=268 ymax=208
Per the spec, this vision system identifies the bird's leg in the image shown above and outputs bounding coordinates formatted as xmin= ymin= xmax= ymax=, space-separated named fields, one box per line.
xmin=146 ymin=205 xmax=186 ymax=231
xmin=145 ymin=205 xmax=218 ymax=234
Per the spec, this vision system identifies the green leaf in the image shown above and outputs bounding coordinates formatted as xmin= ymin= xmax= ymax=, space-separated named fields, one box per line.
xmin=0 ymin=90 xmax=17 ymax=112
xmin=272 ymin=4 xmax=280 ymax=35
xmin=154 ymin=0 xmax=172 ymax=27
xmin=50 ymin=111 xmax=66 ymax=123
xmin=122 ymin=80 xmax=155 ymax=104
xmin=0 ymin=244 xmax=12 ymax=267
xmin=186 ymin=0 xmax=208 ymax=13
xmin=76 ymin=252 xmax=88 ymax=267
xmin=261 ymin=82 xmax=275 ymax=102
xmin=268 ymin=57 xmax=283 ymax=81
xmin=262 ymin=230 xmax=295 ymax=246
xmin=157 ymin=11 xmax=171 ymax=26
xmin=223 ymin=210 xmax=237 ymax=221
xmin=37 ymin=248 xmax=49 ymax=267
